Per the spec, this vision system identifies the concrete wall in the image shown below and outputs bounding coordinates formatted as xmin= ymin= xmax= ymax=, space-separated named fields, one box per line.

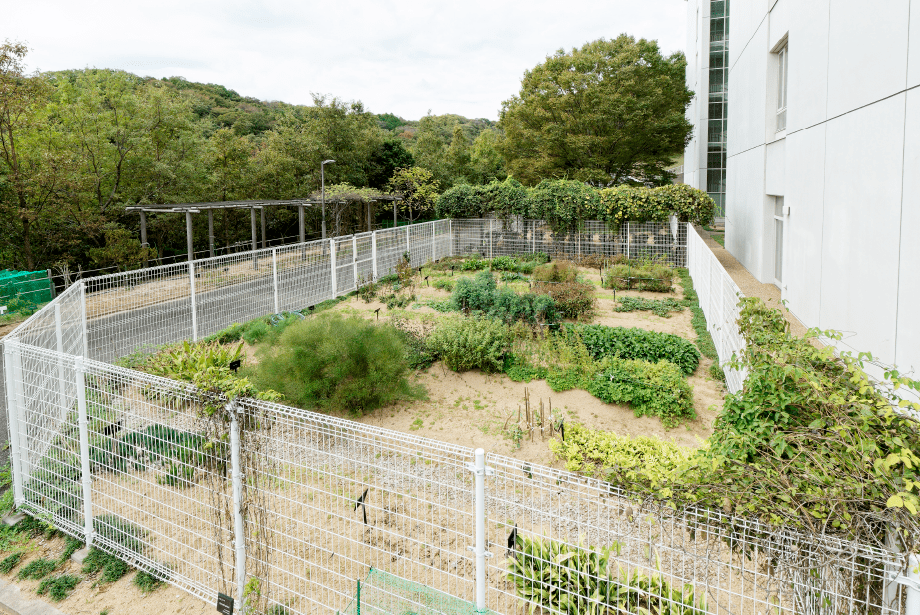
xmin=684 ymin=0 xmax=706 ymax=193
xmin=708 ymin=0 xmax=920 ymax=374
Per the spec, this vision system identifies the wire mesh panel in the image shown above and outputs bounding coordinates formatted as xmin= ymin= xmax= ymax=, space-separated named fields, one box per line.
xmin=84 ymin=264 xmax=193 ymax=363
xmin=687 ymin=224 xmax=746 ymax=393
xmin=276 ymin=240 xmax=334 ymax=313
xmin=193 ymin=250 xmax=276 ymax=339
xmin=236 ymin=398 xmax=477 ymax=615
xmin=335 ymin=236 xmax=357 ymax=296
xmin=483 ymin=452 xmax=903 ymax=615
xmin=375 ymin=227 xmax=407 ymax=280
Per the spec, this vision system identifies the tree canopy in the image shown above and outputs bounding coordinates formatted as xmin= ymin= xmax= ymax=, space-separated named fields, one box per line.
xmin=498 ymin=35 xmax=693 ymax=187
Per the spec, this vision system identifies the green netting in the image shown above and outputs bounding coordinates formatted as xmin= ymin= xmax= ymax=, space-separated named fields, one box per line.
xmin=0 ymin=270 xmax=52 ymax=309
xmin=338 ymin=568 xmax=494 ymax=615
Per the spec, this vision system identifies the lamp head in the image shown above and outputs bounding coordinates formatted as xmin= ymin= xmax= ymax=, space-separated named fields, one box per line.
xmin=322 ymin=159 xmax=336 ymax=165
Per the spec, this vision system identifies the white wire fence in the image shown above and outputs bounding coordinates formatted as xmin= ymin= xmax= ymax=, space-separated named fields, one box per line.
xmin=2 ymin=218 xmax=918 ymax=614
xmin=686 ymin=224 xmax=747 ymax=394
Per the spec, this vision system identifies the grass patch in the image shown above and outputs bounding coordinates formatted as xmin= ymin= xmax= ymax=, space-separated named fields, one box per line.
xmin=82 ymin=547 xmax=131 ymax=583
xmin=676 ymin=268 xmax=718 ymax=361
xmin=0 ymin=552 xmax=22 ymax=574
xmin=18 ymin=557 xmax=57 ymax=580
xmin=59 ymin=536 xmax=84 ymax=564
xmin=613 ymin=296 xmax=685 ymax=318
xmin=36 ymin=573 xmax=80 ymax=601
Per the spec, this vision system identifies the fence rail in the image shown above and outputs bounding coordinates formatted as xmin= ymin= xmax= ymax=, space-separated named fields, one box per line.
xmin=2 ymin=218 xmax=917 ymax=615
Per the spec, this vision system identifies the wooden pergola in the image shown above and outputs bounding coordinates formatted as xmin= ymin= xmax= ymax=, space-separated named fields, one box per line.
xmin=126 ymin=196 xmax=401 ymax=264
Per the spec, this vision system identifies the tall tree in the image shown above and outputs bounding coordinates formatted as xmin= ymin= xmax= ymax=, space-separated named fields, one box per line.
xmin=0 ymin=41 xmax=71 ymax=269
xmin=499 ymin=35 xmax=693 ymax=186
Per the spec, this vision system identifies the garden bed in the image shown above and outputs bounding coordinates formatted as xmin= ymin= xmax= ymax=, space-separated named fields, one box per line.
xmin=220 ymin=259 xmax=725 ymax=464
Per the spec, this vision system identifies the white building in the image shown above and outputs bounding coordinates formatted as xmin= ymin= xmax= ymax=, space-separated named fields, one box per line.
xmin=684 ymin=0 xmax=920 ymax=377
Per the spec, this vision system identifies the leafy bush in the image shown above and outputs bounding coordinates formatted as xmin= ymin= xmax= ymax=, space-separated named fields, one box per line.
xmin=36 ymin=574 xmax=80 ymax=601
xmin=614 ymin=296 xmax=685 ymax=318
xmin=452 ymin=271 xmax=555 ymax=323
xmin=432 ymin=277 xmax=454 ymax=292
xmin=604 ymin=261 xmax=673 ymax=292
xmin=426 ymin=316 xmax=510 ymax=372
xmin=586 ymin=358 xmax=695 ymax=427
xmin=507 ymin=534 xmax=707 ymax=615
xmin=391 ymin=319 xmax=438 ymax=370
xmin=571 ymin=324 xmax=700 ymax=375
xmin=251 ymin=313 xmax=415 ymax=414
xmin=532 ymin=261 xmax=577 ymax=283
xmin=147 ymin=341 xmax=243 ymax=381
xmin=548 ymin=423 xmax=690 ymax=483
xmin=533 ymin=280 xmax=596 ymax=320
xmin=489 ymin=256 xmax=518 ymax=271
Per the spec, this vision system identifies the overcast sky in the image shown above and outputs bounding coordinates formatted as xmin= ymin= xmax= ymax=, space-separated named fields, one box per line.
xmin=7 ymin=0 xmax=687 ymax=121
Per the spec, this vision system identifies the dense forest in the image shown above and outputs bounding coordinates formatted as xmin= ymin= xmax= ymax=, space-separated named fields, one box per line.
xmin=0 ymin=36 xmax=690 ymax=276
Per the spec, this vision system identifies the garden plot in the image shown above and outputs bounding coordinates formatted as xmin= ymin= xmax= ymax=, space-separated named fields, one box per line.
xmin=225 ymin=260 xmax=725 ymax=465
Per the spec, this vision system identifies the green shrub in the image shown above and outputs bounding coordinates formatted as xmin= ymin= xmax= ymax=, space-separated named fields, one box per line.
xmin=452 ymin=271 xmax=555 ymax=323
xmin=533 ymin=280 xmax=596 ymax=320
xmin=548 ymin=423 xmax=691 ymax=483
xmin=502 ymin=354 xmax=548 ymax=382
xmin=587 ymin=358 xmax=695 ymax=427
xmin=614 ymin=296 xmax=685 ymax=318
xmin=432 ymin=278 xmax=454 ymax=292
xmin=252 ymin=313 xmax=415 ymax=414
xmin=604 ymin=261 xmax=674 ymax=292
xmin=426 ymin=316 xmax=510 ymax=372
xmin=18 ymin=557 xmax=57 ymax=580
xmin=391 ymin=320 xmax=438 ymax=370
xmin=489 ymin=256 xmax=517 ymax=271
xmin=532 ymin=261 xmax=577 ymax=283
xmin=147 ymin=340 xmax=243 ymax=382
xmin=571 ymin=324 xmax=700 ymax=375
xmin=506 ymin=534 xmax=707 ymax=615
xmin=0 ymin=553 xmax=22 ymax=574
xmin=36 ymin=574 xmax=80 ymax=601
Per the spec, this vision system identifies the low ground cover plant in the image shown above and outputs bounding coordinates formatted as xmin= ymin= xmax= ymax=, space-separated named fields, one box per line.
xmin=425 ymin=316 xmax=510 ymax=372
xmin=250 ymin=312 xmax=419 ymax=414
xmin=604 ymin=260 xmax=674 ymax=292
xmin=571 ymin=324 xmax=700 ymax=375
xmin=548 ymin=422 xmax=691 ymax=483
xmin=613 ymin=296 xmax=685 ymax=318
xmin=586 ymin=359 xmax=695 ymax=427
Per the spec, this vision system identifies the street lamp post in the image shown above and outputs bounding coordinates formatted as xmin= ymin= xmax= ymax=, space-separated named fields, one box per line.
xmin=321 ymin=159 xmax=335 ymax=241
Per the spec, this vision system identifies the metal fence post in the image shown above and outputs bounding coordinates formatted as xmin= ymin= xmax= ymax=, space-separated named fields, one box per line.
xmin=371 ymin=231 xmax=378 ymax=281
xmin=54 ymin=302 xmax=67 ymax=420
xmin=229 ymin=401 xmax=247 ymax=604
xmin=906 ymin=554 xmax=920 ymax=614
xmin=468 ymin=448 xmax=493 ymax=612
xmin=489 ymin=220 xmax=493 ymax=259
xmin=449 ymin=219 xmax=454 ymax=257
xmin=75 ymin=356 xmax=94 ymax=547
xmin=330 ymin=239 xmax=338 ymax=297
xmin=430 ymin=221 xmax=436 ymax=263
xmin=188 ymin=262 xmax=198 ymax=342
xmin=352 ymin=236 xmax=358 ymax=291
xmin=626 ymin=222 xmax=631 ymax=260
xmin=3 ymin=341 xmax=24 ymax=505
xmin=272 ymin=249 xmax=280 ymax=314
xmin=531 ymin=220 xmax=536 ymax=254
xmin=406 ymin=226 xmax=411 ymax=260
xmin=80 ymin=281 xmax=88 ymax=359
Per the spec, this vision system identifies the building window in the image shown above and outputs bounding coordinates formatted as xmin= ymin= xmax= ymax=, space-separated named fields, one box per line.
xmin=773 ymin=197 xmax=785 ymax=285
xmin=705 ymin=0 xmax=730 ymax=218
xmin=776 ymin=45 xmax=788 ymax=132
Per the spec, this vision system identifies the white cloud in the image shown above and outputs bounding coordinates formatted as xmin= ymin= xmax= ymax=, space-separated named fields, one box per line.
xmin=8 ymin=0 xmax=687 ymax=120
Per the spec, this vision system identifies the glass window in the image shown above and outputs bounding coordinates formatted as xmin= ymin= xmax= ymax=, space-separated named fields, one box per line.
xmin=773 ymin=197 xmax=785 ymax=284
xmin=776 ymin=46 xmax=788 ymax=131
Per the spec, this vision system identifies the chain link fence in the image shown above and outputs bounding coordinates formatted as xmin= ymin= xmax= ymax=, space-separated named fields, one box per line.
xmin=2 ymin=218 xmax=917 ymax=614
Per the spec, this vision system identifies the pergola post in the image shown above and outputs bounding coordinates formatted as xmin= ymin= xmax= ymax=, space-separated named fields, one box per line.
xmin=251 ymin=207 xmax=259 ymax=269
xmin=367 ymin=202 xmax=372 ymax=232
xmin=394 ymin=200 xmax=398 ymax=229
xmin=207 ymin=210 xmax=215 ymax=258
xmin=261 ymin=207 xmax=267 ymax=249
xmin=298 ymin=205 xmax=305 ymax=244
xmin=139 ymin=210 xmax=148 ymax=269
xmin=185 ymin=211 xmax=194 ymax=262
